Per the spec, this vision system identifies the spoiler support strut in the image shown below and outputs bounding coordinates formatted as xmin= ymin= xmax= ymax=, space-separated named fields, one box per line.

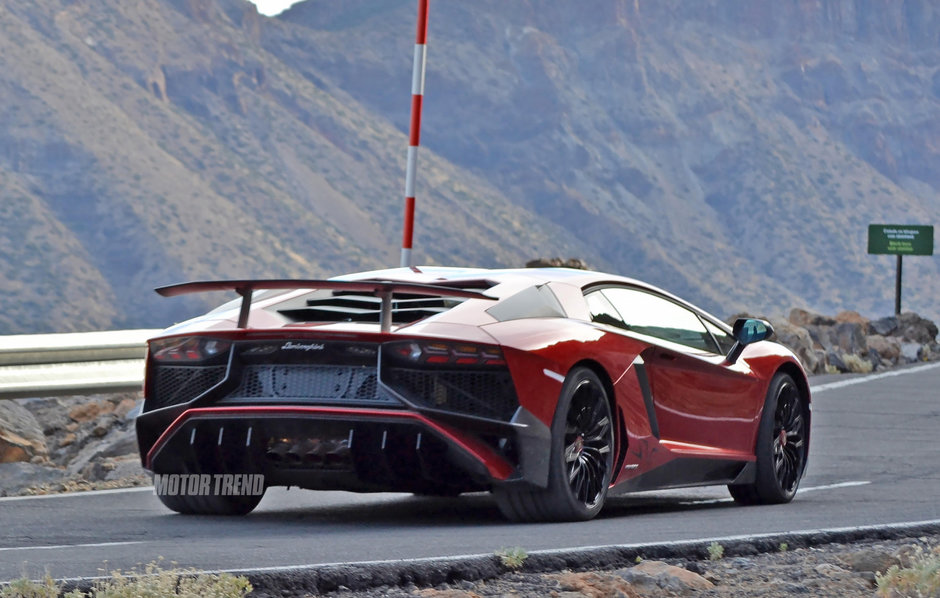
xmin=236 ymin=286 xmax=253 ymax=329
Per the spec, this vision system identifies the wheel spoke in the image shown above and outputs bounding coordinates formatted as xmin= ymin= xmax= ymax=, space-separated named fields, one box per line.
xmin=568 ymin=458 xmax=583 ymax=484
xmin=587 ymin=416 xmax=610 ymax=438
xmin=581 ymin=449 xmax=603 ymax=473
xmin=564 ymin=441 xmax=581 ymax=463
xmin=786 ymin=413 xmax=803 ymax=435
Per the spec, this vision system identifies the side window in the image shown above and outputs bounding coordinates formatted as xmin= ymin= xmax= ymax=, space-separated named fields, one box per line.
xmin=600 ymin=287 xmax=719 ymax=354
xmin=703 ymin=319 xmax=736 ymax=355
xmin=585 ymin=290 xmax=629 ymax=330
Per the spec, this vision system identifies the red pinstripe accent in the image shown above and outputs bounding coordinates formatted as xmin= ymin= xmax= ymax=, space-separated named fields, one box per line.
xmin=414 ymin=0 xmax=429 ymax=44
xmin=409 ymin=95 xmax=424 ymax=146
xmin=402 ymin=196 xmax=416 ymax=249
xmin=146 ymin=406 xmax=513 ymax=480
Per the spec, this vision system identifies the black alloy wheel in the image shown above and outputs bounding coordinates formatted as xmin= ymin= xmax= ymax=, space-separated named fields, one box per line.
xmin=772 ymin=379 xmax=806 ymax=495
xmin=563 ymin=375 xmax=614 ymax=509
xmin=494 ymin=367 xmax=614 ymax=522
xmin=729 ymin=372 xmax=808 ymax=505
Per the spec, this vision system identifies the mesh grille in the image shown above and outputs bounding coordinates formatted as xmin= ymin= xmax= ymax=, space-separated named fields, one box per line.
xmin=224 ymin=365 xmax=395 ymax=405
xmin=151 ymin=365 xmax=227 ymax=409
xmin=383 ymin=368 xmax=518 ymax=421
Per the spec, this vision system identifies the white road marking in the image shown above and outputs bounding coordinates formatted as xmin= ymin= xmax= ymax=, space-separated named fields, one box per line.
xmin=797 ymin=480 xmax=871 ymax=493
xmin=0 ymin=541 xmax=144 ymax=553
xmin=529 ymin=518 xmax=940 ymax=558
xmin=677 ymin=480 xmax=871 ymax=505
xmin=811 ymin=362 xmax=940 ymax=393
xmin=49 ymin=517 xmax=940 ymax=583
xmin=0 ymin=486 xmax=153 ymax=502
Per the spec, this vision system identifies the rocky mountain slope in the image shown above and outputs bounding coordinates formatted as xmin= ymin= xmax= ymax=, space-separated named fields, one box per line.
xmin=272 ymin=0 xmax=940 ymax=318
xmin=0 ymin=0 xmax=938 ymax=334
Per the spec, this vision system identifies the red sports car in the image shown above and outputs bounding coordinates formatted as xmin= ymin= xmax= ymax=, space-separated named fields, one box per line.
xmin=136 ymin=266 xmax=810 ymax=521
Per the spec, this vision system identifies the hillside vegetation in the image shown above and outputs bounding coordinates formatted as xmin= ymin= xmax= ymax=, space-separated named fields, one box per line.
xmin=0 ymin=0 xmax=937 ymax=333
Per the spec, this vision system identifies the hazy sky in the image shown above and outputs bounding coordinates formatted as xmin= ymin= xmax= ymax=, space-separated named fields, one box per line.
xmin=249 ymin=0 xmax=303 ymax=16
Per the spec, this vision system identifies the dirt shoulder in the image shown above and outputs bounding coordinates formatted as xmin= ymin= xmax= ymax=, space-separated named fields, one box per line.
xmin=236 ymin=531 xmax=940 ymax=597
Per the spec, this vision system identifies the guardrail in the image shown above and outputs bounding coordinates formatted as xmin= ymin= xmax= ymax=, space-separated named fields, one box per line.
xmin=0 ymin=330 xmax=160 ymax=400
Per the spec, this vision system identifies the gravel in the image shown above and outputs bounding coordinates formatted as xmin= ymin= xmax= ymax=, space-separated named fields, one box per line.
xmin=233 ymin=532 xmax=940 ymax=598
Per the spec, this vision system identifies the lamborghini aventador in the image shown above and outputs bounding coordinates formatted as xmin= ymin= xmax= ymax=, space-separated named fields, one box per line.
xmin=137 ymin=266 xmax=810 ymax=522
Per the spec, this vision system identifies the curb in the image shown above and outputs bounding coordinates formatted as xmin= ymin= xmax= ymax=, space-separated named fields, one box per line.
xmin=59 ymin=519 xmax=936 ymax=596
xmin=245 ymin=520 xmax=940 ymax=595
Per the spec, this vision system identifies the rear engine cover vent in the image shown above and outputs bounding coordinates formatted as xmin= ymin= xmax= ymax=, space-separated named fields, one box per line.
xmin=279 ymin=291 xmax=463 ymax=324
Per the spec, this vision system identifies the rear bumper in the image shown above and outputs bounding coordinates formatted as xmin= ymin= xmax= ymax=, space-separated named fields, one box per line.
xmin=139 ymin=405 xmax=549 ymax=493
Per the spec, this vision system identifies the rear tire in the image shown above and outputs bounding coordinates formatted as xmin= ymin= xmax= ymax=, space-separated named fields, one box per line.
xmin=155 ymin=481 xmax=264 ymax=515
xmin=729 ymin=373 xmax=808 ymax=505
xmin=494 ymin=367 xmax=614 ymax=522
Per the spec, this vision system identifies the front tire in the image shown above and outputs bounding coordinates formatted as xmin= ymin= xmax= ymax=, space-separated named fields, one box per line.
xmin=729 ymin=372 xmax=808 ymax=505
xmin=495 ymin=367 xmax=614 ymax=522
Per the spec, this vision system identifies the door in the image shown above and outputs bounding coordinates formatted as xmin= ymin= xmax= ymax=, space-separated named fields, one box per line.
xmin=589 ymin=287 xmax=761 ymax=455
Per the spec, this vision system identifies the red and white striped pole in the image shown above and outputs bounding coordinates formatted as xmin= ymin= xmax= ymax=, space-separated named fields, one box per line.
xmin=400 ymin=0 xmax=429 ymax=268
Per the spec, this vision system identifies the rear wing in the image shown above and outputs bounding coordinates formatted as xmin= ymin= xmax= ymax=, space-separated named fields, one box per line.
xmin=155 ymin=279 xmax=496 ymax=331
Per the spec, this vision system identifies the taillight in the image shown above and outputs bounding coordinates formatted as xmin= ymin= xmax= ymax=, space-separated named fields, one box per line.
xmin=150 ymin=337 xmax=231 ymax=362
xmin=386 ymin=341 xmax=506 ymax=367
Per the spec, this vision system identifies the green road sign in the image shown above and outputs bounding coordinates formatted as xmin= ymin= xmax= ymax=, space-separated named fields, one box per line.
xmin=868 ymin=225 xmax=934 ymax=256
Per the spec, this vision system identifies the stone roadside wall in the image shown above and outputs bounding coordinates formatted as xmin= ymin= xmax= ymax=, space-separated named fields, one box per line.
xmin=758 ymin=309 xmax=939 ymax=375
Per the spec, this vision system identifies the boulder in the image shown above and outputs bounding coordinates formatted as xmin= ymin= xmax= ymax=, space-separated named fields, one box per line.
xmin=0 ymin=402 xmax=48 ymax=463
xmin=525 ymin=257 xmax=590 ymax=270
xmin=19 ymin=397 xmax=72 ymax=436
xmin=806 ymin=321 xmax=868 ymax=356
xmin=899 ymin=342 xmax=923 ymax=364
xmin=866 ymin=335 xmax=901 ymax=363
xmin=769 ymin=319 xmax=820 ymax=373
xmin=65 ymin=424 xmax=138 ymax=478
xmin=897 ymin=312 xmax=938 ymax=344
xmin=789 ymin=308 xmax=836 ymax=327
xmin=869 ymin=316 xmax=898 ymax=336
xmin=68 ymin=399 xmax=116 ymax=423
xmin=619 ymin=560 xmax=714 ymax=592
xmin=835 ymin=310 xmax=869 ymax=325
xmin=840 ymin=549 xmax=900 ymax=575
xmin=834 ymin=321 xmax=868 ymax=355
xmin=554 ymin=571 xmax=642 ymax=598
xmin=805 ymin=324 xmax=837 ymax=351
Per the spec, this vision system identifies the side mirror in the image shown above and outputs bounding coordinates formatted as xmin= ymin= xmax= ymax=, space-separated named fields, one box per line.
xmin=726 ymin=318 xmax=774 ymax=364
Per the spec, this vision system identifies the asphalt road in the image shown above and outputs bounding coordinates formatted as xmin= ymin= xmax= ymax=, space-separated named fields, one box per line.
xmin=2 ymin=363 xmax=939 ymax=580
